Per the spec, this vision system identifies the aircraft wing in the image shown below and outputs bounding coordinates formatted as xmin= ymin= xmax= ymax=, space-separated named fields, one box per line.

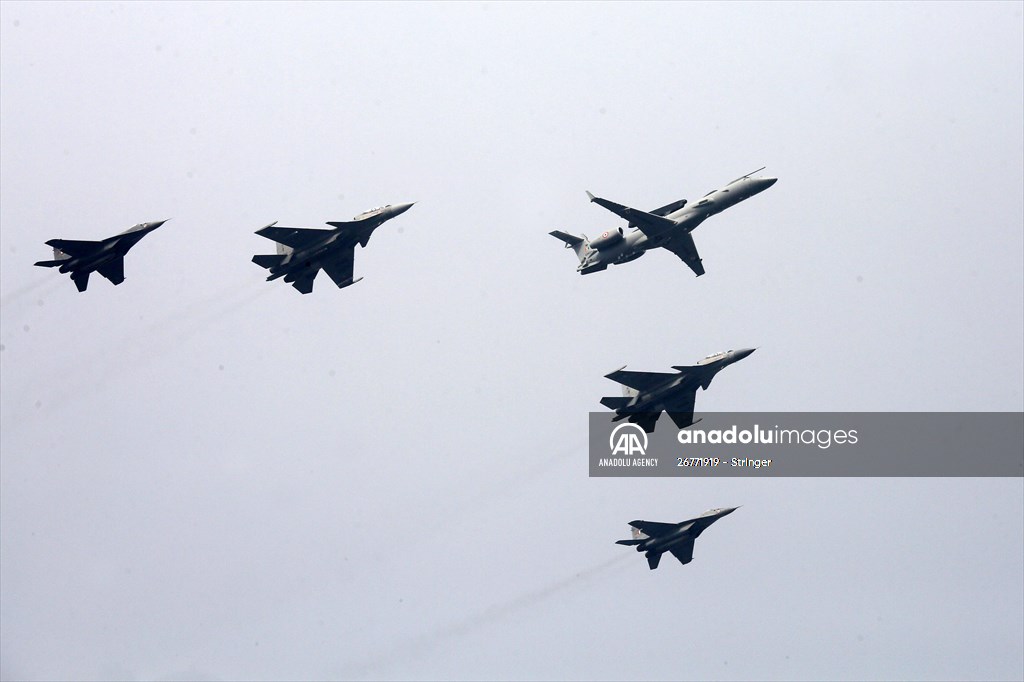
xmin=629 ymin=520 xmax=680 ymax=537
xmin=321 ymin=247 xmax=357 ymax=288
xmin=587 ymin=192 xmax=676 ymax=237
xmin=45 ymin=239 xmax=100 ymax=257
xmin=669 ymin=538 xmax=695 ymax=565
xmin=326 ymin=221 xmax=375 ymax=247
xmin=604 ymin=368 xmax=674 ymax=392
xmin=290 ymin=269 xmax=318 ymax=294
xmin=662 ymin=232 xmax=705 ymax=276
xmin=71 ymin=271 xmax=90 ymax=292
xmin=665 ymin=389 xmax=697 ymax=430
xmin=96 ymin=256 xmax=125 ymax=285
xmin=629 ymin=412 xmax=661 ymax=434
xmin=256 ymin=225 xmax=330 ymax=249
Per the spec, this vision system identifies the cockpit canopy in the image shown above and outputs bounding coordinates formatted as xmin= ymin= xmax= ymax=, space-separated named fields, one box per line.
xmin=354 ymin=205 xmax=390 ymax=220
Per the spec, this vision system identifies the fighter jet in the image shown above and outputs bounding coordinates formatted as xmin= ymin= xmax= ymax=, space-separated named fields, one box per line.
xmin=550 ymin=168 xmax=776 ymax=276
xmin=616 ymin=507 xmax=739 ymax=570
xmin=33 ymin=220 xmax=167 ymax=292
xmin=601 ymin=348 xmax=756 ymax=433
xmin=252 ymin=202 xmax=414 ymax=294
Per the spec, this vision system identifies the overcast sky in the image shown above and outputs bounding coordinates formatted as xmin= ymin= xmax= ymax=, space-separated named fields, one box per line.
xmin=1 ymin=2 xmax=1022 ymax=681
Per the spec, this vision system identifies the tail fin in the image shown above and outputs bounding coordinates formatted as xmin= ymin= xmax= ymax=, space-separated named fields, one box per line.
xmin=34 ymin=247 xmax=71 ymax=268
xmin=252 ymin=254 xmax=287 ymax=270
xmin=549 ymin=230 xmax=589 ymax=261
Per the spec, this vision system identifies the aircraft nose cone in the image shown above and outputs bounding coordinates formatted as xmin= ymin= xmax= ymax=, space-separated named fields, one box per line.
xmin=149 ymin=219 xmax=169 ymax=229
xmin=733 ymin=348 xmax=756 ymax=361
xmin=391 ymin=202 xmax=415 ymax=216
xmin=762 ymin=177 xmax=777 ymax=188
xmin=721 ymin=506 xmax=740 ymax=515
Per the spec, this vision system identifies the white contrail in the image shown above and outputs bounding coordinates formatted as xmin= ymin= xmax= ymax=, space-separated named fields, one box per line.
xmin=339 ymin=553 xmax=630 ymax=679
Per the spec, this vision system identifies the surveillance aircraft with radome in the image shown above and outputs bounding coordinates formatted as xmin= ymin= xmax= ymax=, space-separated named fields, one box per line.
xmin=252 ymin=202 xmax=414 ymax=294
xmin=617 ymin=507 xmax=739 ymax=570
xmin=550 ymin=168 xmax=776 ymax=276
xmin=33 ymin=220 xmax=168 ymax=292
xmin=601 ymin=349 xmax=756 ymax=434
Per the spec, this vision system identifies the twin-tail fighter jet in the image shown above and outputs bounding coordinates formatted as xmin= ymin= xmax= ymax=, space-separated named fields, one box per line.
xmin=550 ymin=168 xmax=776 ymax=276
xmin=601 ymin=348 xmax=755 ymax=433
xmin=617 ymin=507 xmax=739 ymax=570
xmin=252 ymin=202 xmax=414 ymax=294
xmin=33 ymin=220 xmax=168 ymax=292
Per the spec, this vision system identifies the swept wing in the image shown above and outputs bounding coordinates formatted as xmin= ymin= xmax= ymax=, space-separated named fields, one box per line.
xmin=604 ymin=368 xmax=675 ymax=392
xmin=256 ymin=225 xmax=330 ymax=249
xmin=669 ymin=538 xmax=695 ymax=565
xmin=45 ymin=239 xmax=101 ymax=257
xmin=321 ymin=248 xmax=358 ymax=288
xmin=629 ymin=520 xmax=680 ymax=537
xmin=663 ymin=232 xmax=705 ymax=277
xmin=96 ymin=257 xmax=125 ymax=285
xmin=665 ymin=390 xmax=698 ymax=430
xmin=587 ymin=192 xmax=677 ymax=237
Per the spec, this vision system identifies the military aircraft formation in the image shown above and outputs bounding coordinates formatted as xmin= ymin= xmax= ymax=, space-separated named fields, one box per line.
xmin=32 ymin=169 xmax=774 ymax=570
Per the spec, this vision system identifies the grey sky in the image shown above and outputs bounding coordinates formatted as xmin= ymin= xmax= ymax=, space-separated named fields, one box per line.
xmin=1 ymin=2 xmax=1022 ymax=680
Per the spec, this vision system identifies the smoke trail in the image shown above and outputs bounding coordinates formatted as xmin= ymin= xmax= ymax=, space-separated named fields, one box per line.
xmin=0 ymin=278 xmax=271 ymax=430
xmin=339 ymin=552 xmax=631 ymax=679
xmin=0 ymin=275 xmax=63 ymax=311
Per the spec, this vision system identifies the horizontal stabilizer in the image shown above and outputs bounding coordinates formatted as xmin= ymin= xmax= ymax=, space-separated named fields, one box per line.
xmin=615 ymin=539 xmax=643 ymax=546
xmin=252 ymin=253 xmax=287 ymax=269
xmin=549 ymin=230 xmax=584 ymax=247
xmin=600 ymin=396 xmax=631 ymax=410
xmin=34 ymin=259 xmax=65 ymax=268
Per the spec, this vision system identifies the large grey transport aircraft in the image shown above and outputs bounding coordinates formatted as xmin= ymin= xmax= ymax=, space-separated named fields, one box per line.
xmin=617 ymin=507 xmax=739 ymax=570
xmin=601 ymin=348 xmax=755 ymax=433
xmin=550 ymin=169 xmax=776 ymax=276
xmin=252 ymin=202 xmax=414 ymax=294
xmin=33 ymin=220 xmax=167 ymax=292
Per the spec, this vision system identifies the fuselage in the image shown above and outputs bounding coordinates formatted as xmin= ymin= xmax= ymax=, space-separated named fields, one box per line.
xmin=56 ymin=221 xmax=164 ymax=274
xmin=629 ymin=508 xmax=739 ymax=553
xmin=266 ymin=203 xmax=413 ymax=280
xmin=579 ymin=175 xmax=776 ymax=274
xmin=619 ymin=348 xmax=756 ymax=414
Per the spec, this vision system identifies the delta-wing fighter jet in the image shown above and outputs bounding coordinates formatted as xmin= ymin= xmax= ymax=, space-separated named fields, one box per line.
xmin=601 ymin=349 xmax=755 ymax=433
xmin=252 ymin=202 xmax=414 ymax=294
xmin=33 ymin=220 xmax=167 ymax=292
xmin=616 ymin=507 xmax=739 ymax=570
xmin=550 ymin=169 xmax=776 ymax=276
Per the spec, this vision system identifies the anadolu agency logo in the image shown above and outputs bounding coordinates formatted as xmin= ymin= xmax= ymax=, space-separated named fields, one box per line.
xmin=609 ymin=422 xmax=648 ymax=456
